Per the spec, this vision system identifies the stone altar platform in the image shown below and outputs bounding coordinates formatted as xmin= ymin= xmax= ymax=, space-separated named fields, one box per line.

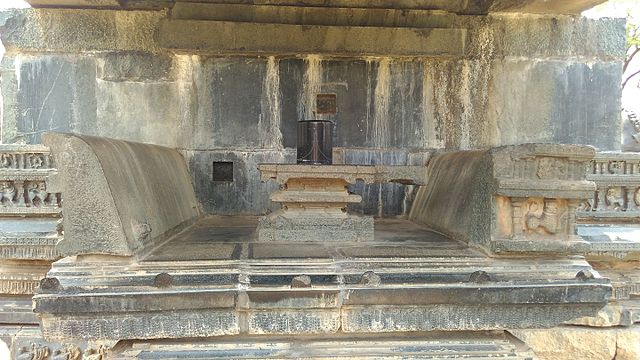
xmin=257 ymin=164 xmax=424 ymax=242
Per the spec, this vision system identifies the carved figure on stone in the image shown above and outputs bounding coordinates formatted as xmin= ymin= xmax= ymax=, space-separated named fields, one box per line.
xmin=45 ymin=192 xmax=61 ymax=207
xmin=0 ymin=181 xmax=16 ymax=206
xmin=525 ymin=199 xmax=567 ymax=235
xmin=26 ymin=182 xmax=47 ymax=207
xmin=0 ymin=153 xmax=13 ymax=168
xmin=536 ymin=157 xmax=567 ymax=179
xmin=605 ymin=187 xmax=625 ymax=211
xmin=52 ymin=344 xmax=82 ymax=360
xmin=17 ymin=344 xmax=50 ymax=360
xmin=84 ymin=345 xmax=107 ymax=360
xmin=607 ymin=161 xmax=625 ymax=175
xmin=622 ymin=109 xmax=640 ymax=151
xmin=636 ymin=188 xmax=640 ymax=207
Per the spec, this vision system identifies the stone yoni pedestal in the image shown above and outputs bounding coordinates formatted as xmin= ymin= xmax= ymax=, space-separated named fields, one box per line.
xmin=257 ymin=164 xmax=379 ymax=242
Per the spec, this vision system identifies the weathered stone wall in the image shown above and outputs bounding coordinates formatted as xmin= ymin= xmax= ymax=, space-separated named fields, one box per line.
xmin=0 ymin=8 xmax=625 ymax=215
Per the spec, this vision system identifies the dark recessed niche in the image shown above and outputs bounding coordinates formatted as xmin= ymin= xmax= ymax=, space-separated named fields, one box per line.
xmin=212 ymin=161 xmax=234 ymax=182
xmin=316 ymin=93 xmax=337 ymax=115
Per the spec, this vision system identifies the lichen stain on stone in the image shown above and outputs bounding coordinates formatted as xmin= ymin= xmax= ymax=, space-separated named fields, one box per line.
xmin=259 ymin=56 xmax=283 ymax=150
xmin=371 ymin=58 xmax=390 ymax=149
xmin=300 ymin=55 xmax=323 ymax=121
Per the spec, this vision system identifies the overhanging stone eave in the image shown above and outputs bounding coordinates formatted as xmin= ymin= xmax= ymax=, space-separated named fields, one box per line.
xmin=25 ymin=0 xmax=608 ymax=15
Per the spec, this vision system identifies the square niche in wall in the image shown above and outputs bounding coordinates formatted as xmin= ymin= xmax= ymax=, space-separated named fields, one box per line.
xmin=316 ymin=93 xmax=337 ymax=115
xmin=212 ymin=161 xmax=234 ymax=182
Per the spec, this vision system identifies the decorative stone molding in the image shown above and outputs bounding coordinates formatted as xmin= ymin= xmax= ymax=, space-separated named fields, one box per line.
xmin=13 ymin=341 xmax=106 ymax=360
xmin=0 ymin=144 xmax=63 ymax=327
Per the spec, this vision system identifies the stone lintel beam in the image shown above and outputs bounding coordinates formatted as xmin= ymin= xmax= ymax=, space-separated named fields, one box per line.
xmin=409 ymin=143 xmax=597 ymax=255
xmin=42 ymin=133 xmax=200 ymax=257
xmin=259 ymin=164 xmax=378 ymax=184
xmin=158 ymin=19 xmax=466 ymax=57
xmin=259 ymin=164 xmax=426 ymax=185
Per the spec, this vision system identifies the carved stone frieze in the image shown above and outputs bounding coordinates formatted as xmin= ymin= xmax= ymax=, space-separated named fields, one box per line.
xmin=15 ymin=342 xmax=105 ymax=360
xmin=496 ymin=196 xmax=579 ymax=245
xmin=0 ymin=180 xmax=61 ymax=209
xmin=0 ymin=146 xmax=54 ymax=170
xmin=578 ymin=152 xmax=640 ymax=221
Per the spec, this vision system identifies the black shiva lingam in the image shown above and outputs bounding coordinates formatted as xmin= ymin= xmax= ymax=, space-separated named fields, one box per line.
xmin=296 ymin=120 xmax=334 ymax=165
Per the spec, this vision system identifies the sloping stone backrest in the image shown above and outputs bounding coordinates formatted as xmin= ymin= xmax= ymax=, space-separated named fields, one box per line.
xmin=408 ymin=150 xmax=492 ymax=245
xmin=43 ymin=133 xmax=199 ymax=257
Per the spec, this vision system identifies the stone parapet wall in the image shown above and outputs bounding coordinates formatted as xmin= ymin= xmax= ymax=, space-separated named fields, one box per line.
xmin=409 ymin=143 xmax=597 ymax=255
xmin=578 ymin=152 xmax=640 ymax=220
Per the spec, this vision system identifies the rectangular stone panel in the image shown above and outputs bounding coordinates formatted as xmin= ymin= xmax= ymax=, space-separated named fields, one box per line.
xmin=248 ymin=309 xmax=340 ymax=335
xmin=40 ymin=310 xmax=239 ymax=341
xmin=341 ymin=304 xmax=606 ymax=332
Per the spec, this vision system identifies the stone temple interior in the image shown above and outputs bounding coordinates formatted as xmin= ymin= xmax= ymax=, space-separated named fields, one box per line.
xmin=0 ymin=0 xmax=639 ymax=359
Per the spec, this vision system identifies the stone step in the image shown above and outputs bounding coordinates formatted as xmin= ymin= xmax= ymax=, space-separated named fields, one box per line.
xmin=114 ymin=333 xmax=535 ymax=359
